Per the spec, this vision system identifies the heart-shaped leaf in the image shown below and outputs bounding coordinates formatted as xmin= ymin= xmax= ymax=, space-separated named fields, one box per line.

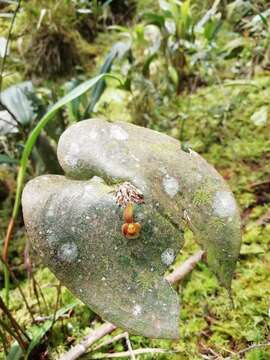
xmin=22 ymin=119 xmax=241 ymax=339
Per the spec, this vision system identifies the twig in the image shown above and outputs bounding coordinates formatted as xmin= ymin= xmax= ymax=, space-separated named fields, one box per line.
xmin=52 ymin=282 xmax=61 ymax=328
xmin=31 ymin=276 xmax=42 ymax=312
xmin=34 ymin=276 xmax=50 ymax=315
xmin=0 ymin=257 xmax=35 ymax=323
xmin=3 ymin=217 xmax=15 ymax=263
xmin=0 ymin=318 xmax=27 ymax=351
xmin=24 ymin=240 xmax=50 ymax=314
xmin=94 ymin=332 xmax=136 ymax=360
xmin=255 ymin=210 xmax=270 ymax=226
xmin=59 ymin=250 xmax=204 ymax=360
xmin=0 ymin=0 xmax=22 ymax=97
xmin=224 ymin=342 xmax=270 ymax=359
xmin=0 ymin=296 xmax=30 ymax=350
xmin=90 ymin=348 xmax=177 ymax=359
xmin=0 ymin=327 xmax=9 ymax=356
xmin=59 ymin=323 xmax=117 ymax=360
xmin=1 ymin=0 xmax=22 ymax=306
xmin=250 ymin=179 xmax=270 ymax=188
xmin=34 ymin=314 xmax=69 ymax=324
xmin=166 ymin=250 xmax=205 ymax=284
xmin=93 ymin=332 xmax=129 ymax=351
xmin=124 ymin=333 xmax=136 ymax=360
xmin=0 ymin=100 xmax=22 ymax=128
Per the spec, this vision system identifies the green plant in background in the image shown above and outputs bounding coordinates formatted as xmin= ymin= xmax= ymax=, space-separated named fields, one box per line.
xmin=12 ymin=0 xmax=137 ymax=80
xmin=142 ymin=0 xmax=223 ymax=93
xmin=103 ymin=0 xmax=224 ymax=129
xmin=63 ymin=40 xmax=131 ymax=121
xmin=0 ymin=81 xmax=64 ymax=173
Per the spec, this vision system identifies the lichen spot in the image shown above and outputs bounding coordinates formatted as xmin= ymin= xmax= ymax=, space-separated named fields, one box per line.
xmin=47 ymin=234 xmax=58 ymax=246
xmin=64 ymin=154 xmax=79 ymax=170
xmin=110 ymin=125 xmax=129 ymax=141
xmin=213 ymin=191 xmax=236 ymax=218
xmin=163 ymin=176 xmax=179 ymax=198
xmin=133 ymin=304 xmax=142 ymax=316
xmin=58 ymin=242 xmax=78 ymax=263
xmin=161 ymin=248 xmax=175 ymax=266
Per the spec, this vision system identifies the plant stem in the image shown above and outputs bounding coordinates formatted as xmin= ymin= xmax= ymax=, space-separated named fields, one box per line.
xmin=0 ymin=257 xmax=35 ymax=323
xmin=0 ymin=0 xmax=22 ymax=96
xmin=0 ymin=318 xmax=26 ymax=351
xmin=0 ymin=296 xmax=31 ymax=344
xmin=0 ymin=327 xmax=8 ymax=355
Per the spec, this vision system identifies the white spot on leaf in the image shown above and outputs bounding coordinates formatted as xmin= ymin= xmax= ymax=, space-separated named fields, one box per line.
xmin=213 ymin=191 xmax=236 ymax=218
xmin=163 ymin=176 xmax=179 ymax=198
xmin=58 ymin=242 xmax=78 ymax=263
xmin=161 ymin=248 xmax=175 ymax=266
xmin=133 ymin=304 xmax=142 ymax=316
xmin=64 ymin=155 xmax=79 ymax=169
xmin=110 ymin=125 xmax=129 ymax=141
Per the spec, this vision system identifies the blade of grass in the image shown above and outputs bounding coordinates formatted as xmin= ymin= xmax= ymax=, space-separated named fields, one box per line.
xmin=84 ymin=50 xmax=119 ymax=117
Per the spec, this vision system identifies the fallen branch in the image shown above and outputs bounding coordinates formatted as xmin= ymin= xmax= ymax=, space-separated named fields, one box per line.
xmin=224 ymin=342 xmax=270 ymax=360
xmin=60 ymin=323 xmax=117 ymax=360
xmin=166 ymin=249 xmax=205 ymax=285
xmin=90 ymin=348 xmax=177 ymax=359
xmin=59 ymin=250 xmax=204 ymax=360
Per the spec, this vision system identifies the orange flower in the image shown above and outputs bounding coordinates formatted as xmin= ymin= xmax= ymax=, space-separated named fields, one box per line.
xmin=121 ymin=202 xmax=141 ymax=239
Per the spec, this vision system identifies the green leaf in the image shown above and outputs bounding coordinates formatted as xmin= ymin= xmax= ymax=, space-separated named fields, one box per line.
xmin=84 ymin=42 xmax=129 ymax=117
xmin=6 ymin=342 xmax=23 ymax=360
xmin=223 ymin=38 xmax=245 ymax=59
xmin=0 ymin=154 xmax=18 ymax=165
xmin=240 ymin=243 xmax=265 ymax=255
xmin=1 ymin=82 xmax=35 ymax=126
xmin=64 ymin=78 xmax=88 ymax=122
xmin=143 ymin=12 xmax=165 ymax=28
xmin=250 ymin=106 xmax=268 ymax=127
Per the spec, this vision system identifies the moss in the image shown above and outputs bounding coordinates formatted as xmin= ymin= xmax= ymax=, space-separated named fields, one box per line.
xmin=193 ymin=188 xmax=212 ymax=207
xmin=208 ymin=216 xmax=226 ymax=232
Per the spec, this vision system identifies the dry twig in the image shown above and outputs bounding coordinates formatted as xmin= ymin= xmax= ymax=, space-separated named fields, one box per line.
xmin=94 ymin=332 xmax=136 ymax=360
xmin=90 ymin=348 xmax=177 ymax=359
xmin=166 ymin=249 xmax=205 ymax=285
xmin=60 ymin=323 xmax=117 ymax=360
xmin=224 ymin=342 xmax=270 ymax=359
xmin=0 ymin=0 xmax=22 ymax=96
